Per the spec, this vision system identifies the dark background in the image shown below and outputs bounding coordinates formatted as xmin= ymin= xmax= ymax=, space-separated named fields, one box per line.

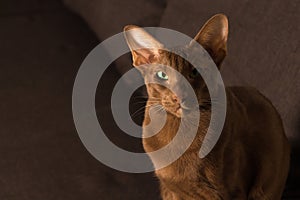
xmin=0 ymin=0 xmax=299 ymax=199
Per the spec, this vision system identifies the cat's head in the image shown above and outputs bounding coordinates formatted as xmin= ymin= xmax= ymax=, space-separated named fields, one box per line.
xmin=124 ymin=14 xmax=228 ymax=118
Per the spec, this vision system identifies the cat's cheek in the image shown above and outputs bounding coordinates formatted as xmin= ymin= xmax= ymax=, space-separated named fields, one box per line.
xmin=146 ymin=86 xmax=153 ymax=95
xmin=146 ymin=85 xmax=159 ymax=98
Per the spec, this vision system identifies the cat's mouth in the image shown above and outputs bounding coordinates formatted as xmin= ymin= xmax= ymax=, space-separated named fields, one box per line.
xmin=162 ymin=101 xmax=193 ymax=118
xmin=174 ymin=104 xmax=183 ymax=117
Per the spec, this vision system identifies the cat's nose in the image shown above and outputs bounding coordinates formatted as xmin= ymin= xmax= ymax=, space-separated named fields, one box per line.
xmin=171 ymin=94 xmax=179 ymax=103
xmin=172 ymin=85 xmax=187 ymax=103
xmin=171 ymin=94 xmax=184 ymax=103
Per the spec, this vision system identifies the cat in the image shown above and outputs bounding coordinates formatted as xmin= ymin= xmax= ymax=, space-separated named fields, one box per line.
xmin=124 ymin=14 xmax=290 ymax=200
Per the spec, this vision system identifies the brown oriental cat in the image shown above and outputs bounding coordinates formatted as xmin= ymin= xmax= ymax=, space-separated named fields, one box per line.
xmin=124 ymin=14 xmax=290 ymax=200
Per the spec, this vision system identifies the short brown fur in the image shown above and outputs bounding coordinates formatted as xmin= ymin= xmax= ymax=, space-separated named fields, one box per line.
xmin=124 ymin=14 xmax=290 ymax=200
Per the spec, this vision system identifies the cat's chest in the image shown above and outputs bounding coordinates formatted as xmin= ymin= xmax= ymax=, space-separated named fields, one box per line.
xmin=155 ymin=153 xmax=226 ymax=199
xmin=155 ymin=152 xmax=201 ymax=183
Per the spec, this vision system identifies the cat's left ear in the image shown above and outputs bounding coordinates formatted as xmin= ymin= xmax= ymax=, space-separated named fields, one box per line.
xmin=124 ymin=25 xmax=164 ymax=68
xmin=190 ymin=14 xmax=229 ymax=67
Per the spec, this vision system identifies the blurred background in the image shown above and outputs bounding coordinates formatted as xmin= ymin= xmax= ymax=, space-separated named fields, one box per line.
xmin=0 ymin=0 xmax=299 ymax=199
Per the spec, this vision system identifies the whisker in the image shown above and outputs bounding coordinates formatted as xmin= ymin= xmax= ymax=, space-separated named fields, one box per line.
xmin=150 ymin=105 xmax=165 ymax=115
xmin=132 ymin=100 xmax=160 ymax=105
xmin=130 ymin=104 xmax=161 ymax=119
xmin=132 ymin=96 xmax=160 ymax=100
xmin=131 ymin=110 xmax=145 ymax=119
xmin=132 ymin=95 xmax=148 ymax=98
xmin=130 ymin=106 xmax=149 ymax=118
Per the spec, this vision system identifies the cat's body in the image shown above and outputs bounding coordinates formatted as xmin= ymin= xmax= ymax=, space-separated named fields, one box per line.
xmin=143 ymin=87 xmax=290 ymax=200
xmin=124 ymin=14 xmax=290 ymax=199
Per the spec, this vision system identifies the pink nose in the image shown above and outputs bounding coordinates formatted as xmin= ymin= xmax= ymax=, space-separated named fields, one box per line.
xmin=171 ymin=94 xmax=181 ymax=103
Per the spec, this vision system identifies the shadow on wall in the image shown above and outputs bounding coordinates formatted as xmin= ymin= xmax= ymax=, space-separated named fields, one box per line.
xmin=283 ymin=113 xmax=300 ymax=198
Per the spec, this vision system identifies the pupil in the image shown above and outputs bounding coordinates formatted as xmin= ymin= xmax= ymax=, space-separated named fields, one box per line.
xmin=157 ymin=71 xmax=168 ymax=80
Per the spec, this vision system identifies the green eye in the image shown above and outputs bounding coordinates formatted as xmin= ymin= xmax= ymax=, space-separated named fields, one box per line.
xmin=190 ymin=68 xmax=200 ymax=78
xmin=156 ymin=71 xmax=169 ymax=80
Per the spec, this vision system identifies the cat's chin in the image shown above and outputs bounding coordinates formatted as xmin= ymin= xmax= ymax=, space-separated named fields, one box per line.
xmin=163 ymin=107 xmax=182 ymax=118
xmin=174 ymin=108 xmax=182 ymax=118
xmin=170 ymin=107 xmax=197 ymax=118
xmin=162 ymin=102 xmax=198 ymax=118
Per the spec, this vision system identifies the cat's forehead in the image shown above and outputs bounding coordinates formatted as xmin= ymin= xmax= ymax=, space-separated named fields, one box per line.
xmin=156 ymin=45 xmax=211 ymax=73
xmin=158 ymin=47 xmax=192 ymax=72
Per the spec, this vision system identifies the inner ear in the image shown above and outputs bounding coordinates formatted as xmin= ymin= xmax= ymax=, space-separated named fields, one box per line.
xmin=124 ymin=25 xmax=164 ymax=67
xmin=190 ymin=14 xmax=229 ymax=67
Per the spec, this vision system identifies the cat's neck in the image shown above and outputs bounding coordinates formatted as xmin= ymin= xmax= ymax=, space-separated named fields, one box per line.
xmin=142 ymin=103 xmax=211 ymax=153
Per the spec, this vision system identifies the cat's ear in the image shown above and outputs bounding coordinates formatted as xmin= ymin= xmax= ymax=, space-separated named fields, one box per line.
xmin=190 ymin=14 xmax=229 ymax=67
xmin=124 ymin=25 xmax=163 ymax=67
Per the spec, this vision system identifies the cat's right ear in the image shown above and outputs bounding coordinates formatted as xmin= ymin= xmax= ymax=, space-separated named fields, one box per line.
xmin=190 ymin=14 xmax=229 ymax=67
xmin=124 ymin=25 xmax=163 ymax=67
